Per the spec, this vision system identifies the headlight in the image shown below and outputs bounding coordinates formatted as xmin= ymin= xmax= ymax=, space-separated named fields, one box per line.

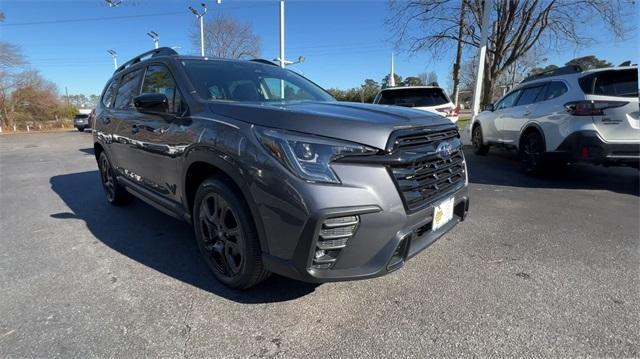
xmin=254 ymin=126 xmax=377 ymax=184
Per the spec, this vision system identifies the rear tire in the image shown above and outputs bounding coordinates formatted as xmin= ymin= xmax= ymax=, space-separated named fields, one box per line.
xmin=519 ymin=130 xmax=547 ymax=175
xmin=193 ymin=177 xmax=270 ymax=289
xmin=98 ymin=152 xmax=133 ymax=206
xmin=472 ymin=125 xmax=490 ymax=155
xmin=77 ymin=127 xmax=84 ymax=132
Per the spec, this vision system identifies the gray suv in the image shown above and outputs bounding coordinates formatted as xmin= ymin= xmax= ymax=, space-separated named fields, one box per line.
xmin=93 ymin=48 xmax=469 ymax=289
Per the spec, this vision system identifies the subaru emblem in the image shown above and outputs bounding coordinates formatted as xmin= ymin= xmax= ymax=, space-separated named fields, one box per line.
xmin=436 ymin=141 xmax=453 ymax=159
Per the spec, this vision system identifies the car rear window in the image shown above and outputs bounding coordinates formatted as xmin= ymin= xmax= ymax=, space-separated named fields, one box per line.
xmin=377 ymin=88 xmax=449 ymax=107
xmin=579 ymin=69 xmax=638 ymax=97
xmin=74 ymin=115 xmax=89 ymax=119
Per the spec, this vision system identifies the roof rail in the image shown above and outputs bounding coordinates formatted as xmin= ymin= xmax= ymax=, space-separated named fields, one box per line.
xmin=249 ymin=58 xmax=279 ymax=67
xmin=114 ymin=47 xmax=178 ymax=74
xmin=522 ymin=64 xmax=583 ymax=83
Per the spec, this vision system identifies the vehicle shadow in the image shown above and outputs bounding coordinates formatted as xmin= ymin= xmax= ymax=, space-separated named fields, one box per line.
xmin=79 ymin=148 xmax=94 ymax=156
xmin=464 ymin=147 xmax=639 ymax=197
xmin=49 ymin=171 xmax=318 ymax=304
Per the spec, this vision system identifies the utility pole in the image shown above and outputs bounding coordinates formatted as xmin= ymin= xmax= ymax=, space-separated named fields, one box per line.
xmin=279 ymin=0 xmax=285 ymax=69
xmin=389 ymin=52 xmax=396 ymax=87
xmin=107 ymin=49 xmax=118 ymax=70
xmin=189 ymin=3 xmax=207 ymax=57
xmin=452 ymin=0 xmax=466 ymax=107
xmin=147 ymin=31 xmax=159 ymax=49
xmin=471 ymin=0 xmax=491 ymax=117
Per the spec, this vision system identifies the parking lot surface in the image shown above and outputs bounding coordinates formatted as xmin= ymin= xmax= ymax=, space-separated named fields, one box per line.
xmin=1 ymin=131 xmax=638 ymax=358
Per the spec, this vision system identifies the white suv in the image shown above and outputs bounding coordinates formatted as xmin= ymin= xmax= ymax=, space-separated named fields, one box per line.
xmin=470 ymin=65 xmax=639 ymax=172
xmin=373 ymin=86 xmax=459 ymax=123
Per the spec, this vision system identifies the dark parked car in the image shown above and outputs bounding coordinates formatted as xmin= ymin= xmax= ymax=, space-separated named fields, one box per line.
xmin=74 ymin=114 xmax=90 ymax=131
xmin=93 ymin=48 xmax=469 ymax=289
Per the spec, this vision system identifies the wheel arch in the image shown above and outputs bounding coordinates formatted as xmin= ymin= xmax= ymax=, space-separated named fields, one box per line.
xmin=182 ymin=146 xmax=270 ymax=254
xmin=519 ymin=123 xmax=547 ymax=152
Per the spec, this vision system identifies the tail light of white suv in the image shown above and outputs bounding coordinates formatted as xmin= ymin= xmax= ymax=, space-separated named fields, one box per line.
xmin=564 ymin=100 xmax=629 ymax=116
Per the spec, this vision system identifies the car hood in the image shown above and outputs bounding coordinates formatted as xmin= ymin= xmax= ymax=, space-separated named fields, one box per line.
xmin=207 ymin=101 xmax=454 ymax=150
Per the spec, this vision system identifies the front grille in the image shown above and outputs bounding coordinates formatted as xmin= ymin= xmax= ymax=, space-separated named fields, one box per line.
xmin=391 ymin=127 xmax=459 ymax=150
xmin=385 ymin=126 xmax=465 ymax=213
xmin=390 ymin=149 xmax=465 ymax=212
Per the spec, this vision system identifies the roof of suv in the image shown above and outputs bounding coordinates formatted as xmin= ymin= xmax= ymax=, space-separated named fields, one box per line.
xmin=113 ymin=47 xmax=279 ymax=76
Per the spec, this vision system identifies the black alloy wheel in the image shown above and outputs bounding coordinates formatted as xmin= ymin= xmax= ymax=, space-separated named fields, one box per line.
xmin=193 ymin=177 xmax=269 ymax=289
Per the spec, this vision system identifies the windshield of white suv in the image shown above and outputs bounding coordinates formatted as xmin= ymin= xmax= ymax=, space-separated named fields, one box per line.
xmin=181 ymin=59 xmax=334 ymax=103
xmin=579 ymin=69 xmax=638 ymax=98
xmin=377 ymin=88 xmax=449 ymax=107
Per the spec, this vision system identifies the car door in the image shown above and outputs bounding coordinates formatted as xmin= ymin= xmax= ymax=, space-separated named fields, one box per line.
xmin=491 ymin=89 xmax=521 ymax=143
xmin=127 ymin=64 xmax=188 ymax=203
xmin=501 ymin=83 xmax=546 ymax=145
xmin=109 ymin=68 xmax=145 ymax=179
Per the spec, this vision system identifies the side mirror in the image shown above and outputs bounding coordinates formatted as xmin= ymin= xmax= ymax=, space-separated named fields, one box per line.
xmin=134 ymin=93 xmax=169 ymax=114
xmin=483 ymin=103 xmax=495 ymax=112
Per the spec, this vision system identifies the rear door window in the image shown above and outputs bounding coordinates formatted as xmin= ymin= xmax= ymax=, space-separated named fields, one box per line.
xmin=579 ymin=69 xmax=638 ymax=97
xmin=114 ymin=69 xmax=143 ymax=110
xmin=515 ymin=85 xmax=545 ymax=106
xmin=378 ymin=88 xmax=449 ymax=107
xmin=536 ymin=81 xmax=568 ymax=102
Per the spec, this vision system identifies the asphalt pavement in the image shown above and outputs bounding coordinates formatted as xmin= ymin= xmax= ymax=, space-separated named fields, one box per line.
xmin=0 ymin=131 xmax=638 ymax=358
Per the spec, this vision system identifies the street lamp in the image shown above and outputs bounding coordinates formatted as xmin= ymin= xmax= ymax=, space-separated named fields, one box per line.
xmin=107 ymin=49 xmax=118 ymax=70
xmin=147 ymin=31 xmax=159 ymax=49
xmin=189 ymin=3 xmax=207 ymax=57
xmin=105 ymin=0 xmax=122 ymax=8
xmin=272 ymin=55 xmax=305 ymax=66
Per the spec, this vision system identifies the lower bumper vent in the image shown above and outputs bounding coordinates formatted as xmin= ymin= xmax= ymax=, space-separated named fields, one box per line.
xmin=312 ymin=215 xmax=359 ymax=269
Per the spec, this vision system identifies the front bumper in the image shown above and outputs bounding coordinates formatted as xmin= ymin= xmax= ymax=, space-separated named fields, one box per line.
xmin=254 ymin=149 xmax=469 ymax=283
xmin=552 ymin=130 xmax=640 ymax=167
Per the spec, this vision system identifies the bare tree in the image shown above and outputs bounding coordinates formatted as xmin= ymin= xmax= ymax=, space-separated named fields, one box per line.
xmin=388 ymin=0 xmax=633 ymax=106
xmin=192 ymin=14 xmax=261 ymax=59
xmin=0 ymin=42 xmax=27 ymax=128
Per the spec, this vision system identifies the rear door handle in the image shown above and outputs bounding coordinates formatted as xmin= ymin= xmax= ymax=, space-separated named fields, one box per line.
xmin=103 ymin=116 xmax=111 ymax=124
xmin=131 ymin=124 xmax=140 ymax=134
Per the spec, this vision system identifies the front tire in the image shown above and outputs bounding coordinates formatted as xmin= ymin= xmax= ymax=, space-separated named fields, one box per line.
xmin=520 ymin=131 xmax=547 ymax=175
xmin=193 ymin=177 xmax=270 ymax=289
xmin=472 ymin=125 xmax=490 ymax=155
xmin=77 ymin=127 xmax=85 ymax=132
xmin=98 ymin=152 xmax=133 ymax=206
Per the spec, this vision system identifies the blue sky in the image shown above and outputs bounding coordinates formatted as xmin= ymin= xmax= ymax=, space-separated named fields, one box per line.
xmin=1 ymin=0 xmax=637 ymax=96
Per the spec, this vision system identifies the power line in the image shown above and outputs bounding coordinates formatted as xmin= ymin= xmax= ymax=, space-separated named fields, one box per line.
xmin=1 ymin=11 xmax=185 ymax=27
xmin=1 ymin=3 xmax=272 ymax=27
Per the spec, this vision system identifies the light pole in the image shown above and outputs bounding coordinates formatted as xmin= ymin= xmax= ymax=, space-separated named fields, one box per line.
xmin=471 ymin=0 xmax=492 ymax=117
xmin=147 ymin=31 xmax=159 ymax=49
xmin=189 ymin=3 xmax=207 ymax=57
xmin=279 ymin=0 xmax=285 ymax=69
xmin=107 ymin=49 xmax=117 ymax=70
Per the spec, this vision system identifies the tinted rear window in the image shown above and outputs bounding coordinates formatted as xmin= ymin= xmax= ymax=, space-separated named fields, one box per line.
xmin=579 ymin=69 xmax=638 ymax=97
xmin=74 ymin=114 xmax=89 ymax=119
xmin=378 ymin=88 xmax=449 ymax=107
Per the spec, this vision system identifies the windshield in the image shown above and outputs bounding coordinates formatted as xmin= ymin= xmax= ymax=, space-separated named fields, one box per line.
xmin=181 ymin=59 xmax=334 ymax=103
xmin=378 ymin=88 xmax=450 ymax=107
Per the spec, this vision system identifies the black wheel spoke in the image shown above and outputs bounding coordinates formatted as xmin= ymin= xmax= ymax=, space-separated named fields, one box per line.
xmin=197 ymin=192 xmax=244 ymax=279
